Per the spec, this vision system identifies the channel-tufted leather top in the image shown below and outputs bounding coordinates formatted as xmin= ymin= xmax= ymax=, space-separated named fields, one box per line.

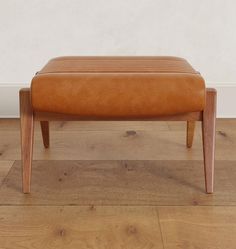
xmin=31 ymin=56 xmax=205 ymax=118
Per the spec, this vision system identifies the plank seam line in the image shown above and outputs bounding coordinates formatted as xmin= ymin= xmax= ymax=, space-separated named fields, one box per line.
xmin=155 ymin=208 xmax=166 ymax=249
xmin=0 ymin=161 xmax=15 ymax=189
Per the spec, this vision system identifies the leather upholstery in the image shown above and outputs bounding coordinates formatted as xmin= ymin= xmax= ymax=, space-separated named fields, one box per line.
xmin=31 ymin=56 xmax=206 ymax=118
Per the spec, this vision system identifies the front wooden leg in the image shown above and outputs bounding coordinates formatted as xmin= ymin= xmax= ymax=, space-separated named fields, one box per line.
xmin=20 ymin=88 xmax=34 ymax=193
xmin=40 ymin=121 xmax=50 ymax=148
xmin=202 ymin=88 xmax=217 ymax=193
xmin=186 ymin=121 xmax=195 ymax=148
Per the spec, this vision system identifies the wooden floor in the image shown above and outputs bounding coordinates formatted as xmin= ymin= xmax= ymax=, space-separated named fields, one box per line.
xmin=0 ymin=118 xmax=236 ymax=248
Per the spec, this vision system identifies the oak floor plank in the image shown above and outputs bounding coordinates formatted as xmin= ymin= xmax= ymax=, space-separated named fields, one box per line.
xmin=50 ymin=120 xmax=169 ymax=132
xmin=0 ymin=130 xmax=203 ymax=160
xmin=0 ymin=118 xmax=235 ymax=132
xmin=167 ymin=121 xmax=200 ymax=132
xmin=0 ymin=124 xmax=235 ymax=161
xmin=0 ymin=119 xmax=235 ymax=160
xmin=1 ymin=160 xmax=236 ymax=206
xmin=158 ymin=206 xmax=236 ymax=248
xmin=0 ymin=119 xmax=20 ymax=131
xmin=0 ymin=118 xmax=169 ymax=131
xmin=0 ymin=206 xmax=163 ymax=249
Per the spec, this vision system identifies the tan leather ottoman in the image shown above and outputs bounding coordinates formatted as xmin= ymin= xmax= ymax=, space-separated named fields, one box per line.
xmin=20 ymin=56 xmax=216 ymax=194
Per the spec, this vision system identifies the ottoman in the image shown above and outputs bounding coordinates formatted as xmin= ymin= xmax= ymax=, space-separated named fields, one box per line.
xmin=19 ymin=56 xmax=216 ymax=194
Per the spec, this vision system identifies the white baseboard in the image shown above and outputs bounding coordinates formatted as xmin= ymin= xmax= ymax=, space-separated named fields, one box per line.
xmin=0 ymin=84 xmax=26 ymax=118
xmin=207 ymin=82 xmax=236 ymax=118
xmin=0 ymin=83 xmax=235 ymax=118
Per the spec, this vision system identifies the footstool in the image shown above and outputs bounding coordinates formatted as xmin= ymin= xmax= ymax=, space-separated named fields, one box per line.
xmin=19 ymin=56 xmax=216 ymax=194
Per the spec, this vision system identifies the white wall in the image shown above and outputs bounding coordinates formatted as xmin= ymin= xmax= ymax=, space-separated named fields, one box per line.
xmin=0 ymin=0 xmax=236 ymax=116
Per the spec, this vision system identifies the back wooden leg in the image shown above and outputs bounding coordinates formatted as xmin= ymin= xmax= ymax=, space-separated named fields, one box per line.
xmin=186 ymin=121 xmax=195 ymax=148
xmin=20 ymin=88 xmax=34 ymax=193
xmin=40 ymin=121 xmax=50 ymax=148
xmin=202 ymin=88 xmax=217 ymax=194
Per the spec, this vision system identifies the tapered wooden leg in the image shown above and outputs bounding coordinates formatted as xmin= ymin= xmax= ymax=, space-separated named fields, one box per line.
xmin=202 ymin=88 xmax=217 ymax=194
xmin=40 ymin=121 xmax=49 ymax=148
xmin=186 ymin=121 xmax=195 ymax=148
xmin=20 ymin=88 xmax=34 ymax=194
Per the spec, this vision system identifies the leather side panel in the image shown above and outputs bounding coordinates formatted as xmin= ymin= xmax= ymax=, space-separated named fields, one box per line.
xmin=31 ymin=73 xmax=205 ymax=117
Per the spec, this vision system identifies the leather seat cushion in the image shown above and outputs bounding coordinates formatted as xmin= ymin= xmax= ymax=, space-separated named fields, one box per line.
xmin=31 ymin=56 xmax=205 ymax=118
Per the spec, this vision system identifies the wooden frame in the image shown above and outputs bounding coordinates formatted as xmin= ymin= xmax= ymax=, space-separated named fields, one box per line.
xmin=19 ymin=88 xmax=216 ymax=194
